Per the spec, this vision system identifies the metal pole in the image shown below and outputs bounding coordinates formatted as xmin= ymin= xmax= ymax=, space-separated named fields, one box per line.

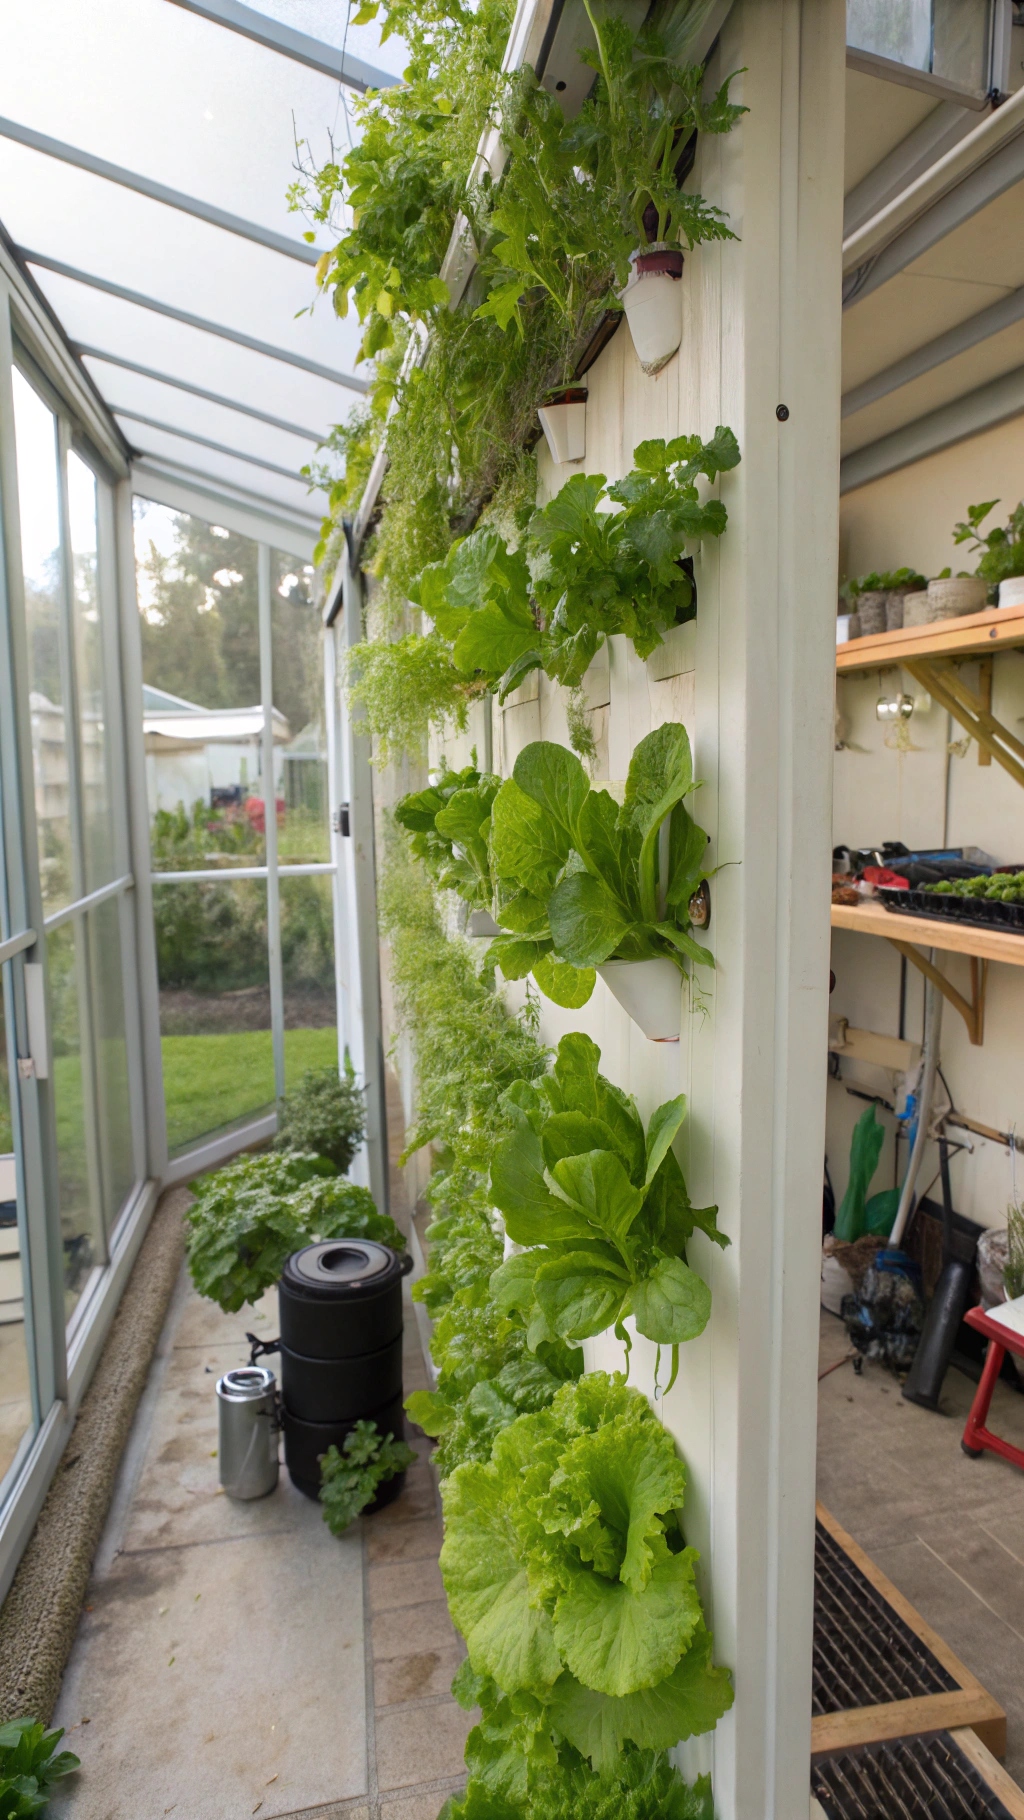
xmin=259 ymin=545 xmax=286 ymax=1104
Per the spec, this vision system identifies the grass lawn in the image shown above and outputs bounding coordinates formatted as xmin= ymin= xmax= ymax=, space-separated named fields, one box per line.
xmin=163 ymin=1026 xmax=337 ymax=1156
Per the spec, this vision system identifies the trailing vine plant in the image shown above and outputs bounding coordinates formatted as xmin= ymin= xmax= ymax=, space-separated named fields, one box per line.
xmin=291 ymin=0 xmax=744 ymax=758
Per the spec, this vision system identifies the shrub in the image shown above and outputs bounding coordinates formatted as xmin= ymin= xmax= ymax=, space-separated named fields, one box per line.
xmin=275 ymin=1066 xmax=366 ymax=1172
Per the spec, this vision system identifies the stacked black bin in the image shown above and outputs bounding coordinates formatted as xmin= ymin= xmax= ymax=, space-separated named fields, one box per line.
xmin=278 ymin=1238 xmax=407 ymax=1502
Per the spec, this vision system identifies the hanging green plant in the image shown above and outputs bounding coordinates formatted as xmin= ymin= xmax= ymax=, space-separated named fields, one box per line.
xmin=393 ymin=762 xmax=501 ymax=908
xmin=490 ymin=1031 xmax=725 ymax=1374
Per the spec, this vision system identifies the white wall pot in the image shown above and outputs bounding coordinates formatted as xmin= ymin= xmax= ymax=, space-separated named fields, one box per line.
xmin=537 ymin=387 xmax=587 ymax=465
xmin=836 ymin=613 xmax=860 ymax=644
xmin=622 ymin=244 xmax=683 ymax=377
xmin=597 ymin=957 xmax=682 ymax=1041
xmin=998 ymin=575 xmax=1024 ymax=609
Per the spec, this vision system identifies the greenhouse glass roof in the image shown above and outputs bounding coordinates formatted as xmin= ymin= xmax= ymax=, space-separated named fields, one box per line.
xmin=0 ymin=0 xmax=402 ymax=532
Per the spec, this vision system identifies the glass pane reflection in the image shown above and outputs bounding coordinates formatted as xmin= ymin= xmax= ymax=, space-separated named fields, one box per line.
xmin=47 ymin=921 xmax=102 ymax=1315
xmin=12 ymin=370 xmax=73 ymax=914
xmin=67 ymin=451 xmax=117 ymax=892
xmin=0 ymin=976 xmax=34 ymax=1483
xmin=88 ymin=898 xmax=135 ymax=1228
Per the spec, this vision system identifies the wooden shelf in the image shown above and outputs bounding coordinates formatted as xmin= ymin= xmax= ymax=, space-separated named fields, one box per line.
xmin=831 ymin=899 xmax=1024 ymax=1044
xmin=836 ymin=600 xmax=1024 ymax=672
xmin=831 ymin=899 xmax=1024 ymax=966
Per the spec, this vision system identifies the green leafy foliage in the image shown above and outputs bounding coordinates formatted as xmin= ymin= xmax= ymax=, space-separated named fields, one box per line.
xmin=394 ymin=764 xmax=502 ymax=908
xmin=485 ymin=725 xmax=713 ymax=1008
xmin=440 ymin=1737 xmax=712 ymax=1820
xmin=489 ymin=1033 xmax=724 ymax=1369
xmin=846 ymin=566 xmax=926 ymax=598
xmin=408 ymin=431 xmax=739 ymax=700
xmin=186 ymin=1152 xmax=402 ymax=1311
xmin=954 ymin=500 xmax=1024 ymax=588
xmin=275 ymin=1064 xmax=366 ymax=1172
xmin=319 ymin=1420 xmax=418 ymax=1534
xmin=439 ymin=1374 xmax=732 ymax=1777
xmin=0 ymin=1719 xmax=79 ymax=1818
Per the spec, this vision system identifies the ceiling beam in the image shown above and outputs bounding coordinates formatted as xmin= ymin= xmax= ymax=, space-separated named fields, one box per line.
xmin=0 ymin=117 xmax=318 ymax=264
xmin=74 ymin=345 xmax=321 ymax=441
xmin=18 ymin=249 xmax=368 ymax=392
xmin=842 ymin=285 xmax=1024 ymax=418
xmin=842 ymin=103 xmax=976 ymax=241
xmin=163 ymin=0 xmax=398 ymax=91
xmin=840 ymin=362 xmax=1024 ymax=494
xmin=132 ymin=455 xmax=321 ymax=530
xmin=110 ymin=405 xmax=319 ymax=485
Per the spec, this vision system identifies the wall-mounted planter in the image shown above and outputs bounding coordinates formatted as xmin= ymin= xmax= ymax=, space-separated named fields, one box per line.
xmin=622 ymin=243 xmax=683 ymax=376
xmin=597 ymin=957 xmax=681 ymax=1041
xmin=998 ymin=576 xmax=1024 ymax=609
xmin=467 ymin=908 xmax=501 ymax=937
xmin=537 ymin=386 xmax=587 ymax=465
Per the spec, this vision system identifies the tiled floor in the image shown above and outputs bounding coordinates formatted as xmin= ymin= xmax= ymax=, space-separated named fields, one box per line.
xmin=817 ymin=1307 xmax=1024 ymax=1786
xmin=48 ymin=1246 xmax=466 ymax=1819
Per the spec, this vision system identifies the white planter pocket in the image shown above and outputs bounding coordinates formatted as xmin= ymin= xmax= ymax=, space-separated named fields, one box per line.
xmin=622 ymin=244 xmax=683 ymax=376
xmin=537 ymin=387 xmax=587 ymax=465
xmin=998 ymin=575 xmax=1024 ymax=609
xmin=597 ymin=957 xmax=681 ymax=1041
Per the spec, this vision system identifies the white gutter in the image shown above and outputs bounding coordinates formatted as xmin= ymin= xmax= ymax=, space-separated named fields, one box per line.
xmin=843 ymin=82 xmax=1024 ymax=275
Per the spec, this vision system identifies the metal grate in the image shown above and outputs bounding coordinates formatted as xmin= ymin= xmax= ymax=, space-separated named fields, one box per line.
xmin=812 ymin=1732 xmax=1015 ymax=1820
xmin=814 ymin=1518 xmax=958 ymax=1713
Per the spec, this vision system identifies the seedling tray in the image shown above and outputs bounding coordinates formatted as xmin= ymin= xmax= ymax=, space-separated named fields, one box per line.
xmin=878 ymin=888 xmax=1024 ymax=935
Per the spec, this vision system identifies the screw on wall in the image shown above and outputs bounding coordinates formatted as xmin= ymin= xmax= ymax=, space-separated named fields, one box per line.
xmin=776 ymin=403 xmax=790 ymax=421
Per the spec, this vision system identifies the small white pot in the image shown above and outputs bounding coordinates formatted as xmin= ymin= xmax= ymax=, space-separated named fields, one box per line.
xmin=597 ymin=957 xmax=681 ymax=1041
xmin=821 ymin=1250 xmax=854 ymax=1317
xmin=836 ymin=613 xmax=860 ymax=645
xmin=537 ymin=388 xmax=587 ymax=465
xmin=622 ymin=244 xmax=683 ymax=377
xmin=998 ymin=575 xmax=1024 ymax=609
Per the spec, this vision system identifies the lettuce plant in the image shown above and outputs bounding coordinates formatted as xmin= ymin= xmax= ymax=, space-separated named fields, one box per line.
xmin=0 ymin=1719 xmax=79 ymax=1818
xmin=439 ymin=1375 xmax=732 ymax=1781
xmin=489 ymin=1034 xmax=724 ymax=1379
xmin=394 ymin=763 xmax=501 ymax=910
xmin=186 ymin=1153 xmax=403 ymax=1312
xmin=487 ymin=722 xmax=712 ymax=1008
xmin=411 ymin=433 xmax=739 ymax=701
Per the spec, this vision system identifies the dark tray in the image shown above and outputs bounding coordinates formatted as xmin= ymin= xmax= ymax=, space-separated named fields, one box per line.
xmin=878 ymin=887 xmax=1024 ymax=934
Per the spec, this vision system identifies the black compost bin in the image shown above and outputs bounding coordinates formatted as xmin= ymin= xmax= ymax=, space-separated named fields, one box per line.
xmin=278 ymin=1239 xmax=407 ymax=1499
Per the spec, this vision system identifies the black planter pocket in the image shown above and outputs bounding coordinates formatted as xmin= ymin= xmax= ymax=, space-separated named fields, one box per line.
xmin=279 ymin=1239 xmax=404 ymax=1358
xmin=282 ymin=1393 xmax=407 ymax=1500
xmin=280 ymin=1333 xmax=404 ymax=1423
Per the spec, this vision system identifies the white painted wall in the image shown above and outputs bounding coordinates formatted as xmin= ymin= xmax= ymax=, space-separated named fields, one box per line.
xmin=424 ymin=6 xmax=846 ymax=1814
xmin=833 ymin=419 xmax=1024 ymax=1228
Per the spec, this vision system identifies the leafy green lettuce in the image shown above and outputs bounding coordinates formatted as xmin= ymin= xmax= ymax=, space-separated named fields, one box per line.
xmin=439 ymin=1375 xmax=732 ymax=1777
xmin=487 ymin=724 xmax=713 ymax=1009
xmin=410 ymin=432 xmax=740 ymax=698
xmin=489 ymin=1033 xmax=725 ymax=1367
xmin=394 ymin=762 xmax=502 ymax=910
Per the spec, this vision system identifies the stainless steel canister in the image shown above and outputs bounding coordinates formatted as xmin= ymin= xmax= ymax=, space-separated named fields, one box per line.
xmin=217 ymin=1366 xmax=279 ymax=1499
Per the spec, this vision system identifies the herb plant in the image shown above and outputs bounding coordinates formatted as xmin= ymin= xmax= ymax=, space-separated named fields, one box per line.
xmin=486 ymin=723 xmax=713 ymax=1008
xmin=411 ymin=431 xmax=740 ymax=703
xmin=846 ymin=566 xmax=926 ymax=598
xmin=319 ymin=1421 xmax=417 ymax=1534
xmin=1004 ymin=1202 xmax=1024 ymax=1301
xmin=394 ymin=763 xmax=501 ymax=909
xmin=440 ymin=1374 xmax=733 ymax=1781
xmin=954 ymin=500 xmax=1024 ymax=589
xmin=0 ymin=1719 xmax=79 ymax=1818
xmin=275 ymin=1064 xmax=366 ymax=1172
xmin=490 ymin=1033 xmax=724 ymax=1380
xmin=187 ymin=1153 xmax=402 ymax=1312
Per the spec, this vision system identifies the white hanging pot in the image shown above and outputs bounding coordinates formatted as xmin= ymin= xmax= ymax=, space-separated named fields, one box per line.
xmin=622 ymin=243 xmax=684 ymax=377
xmin=537 ymin=387 xmax=587 ymax=465
xmin=998 ymin=575 xmax=1024 ymax=609
xmin=597 ymin=957 xmax=681 ymax=1041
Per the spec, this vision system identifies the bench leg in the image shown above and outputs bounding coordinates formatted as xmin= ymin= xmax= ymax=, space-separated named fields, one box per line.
xmin=963 ymin=1339 xmax=1005 ymax=1458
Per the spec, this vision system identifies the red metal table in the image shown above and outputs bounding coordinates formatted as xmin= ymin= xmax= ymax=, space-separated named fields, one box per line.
xmin=962 ymin=1305 xmax=1024 ymax=1471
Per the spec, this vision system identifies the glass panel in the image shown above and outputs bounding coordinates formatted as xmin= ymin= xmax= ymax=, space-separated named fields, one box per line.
xmin=272 ymin=551 xmax=329 ymax=865
xmin=67 ymin=450 xmax=118 ymax=892
xmin=281 ymin=875 xmax=337 ymax=1089
xmin=88 ymin=897 xmax=135 ymax=1226
xmin=135 ymin=502 xmax=268 ymax=866
xmin=155 ymin=878 xmax=273 ymax=1154
xmin=12 ymin=369 xmax=73 ymax=915
xmin=846 ymin=0 xmax=989 ymax=91
xmin=0 ymin=973 xmax=35 ymax=1485
xmin=46 ymin=921 xmax=102 ymax=1316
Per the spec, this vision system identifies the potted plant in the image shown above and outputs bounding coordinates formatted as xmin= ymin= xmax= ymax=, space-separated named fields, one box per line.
xmin=845 ymin=568 xmax=925 ymax=635
xmin=537 ymin=385 xmax=588 ymax=464
xmin=622 ymin=243 xmax=685 ymax=376
xmin=954 ymin=499 xmax=1024 ymax=607
xmin=485 ymin=722 xmax=714 ymax=1039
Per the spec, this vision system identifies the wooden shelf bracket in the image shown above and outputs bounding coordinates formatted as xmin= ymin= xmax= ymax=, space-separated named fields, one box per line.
xmin=904 ymin=655 xmax=1024 ymax=789
xmin=886 ymin=937 xmax=988 ymax=1044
